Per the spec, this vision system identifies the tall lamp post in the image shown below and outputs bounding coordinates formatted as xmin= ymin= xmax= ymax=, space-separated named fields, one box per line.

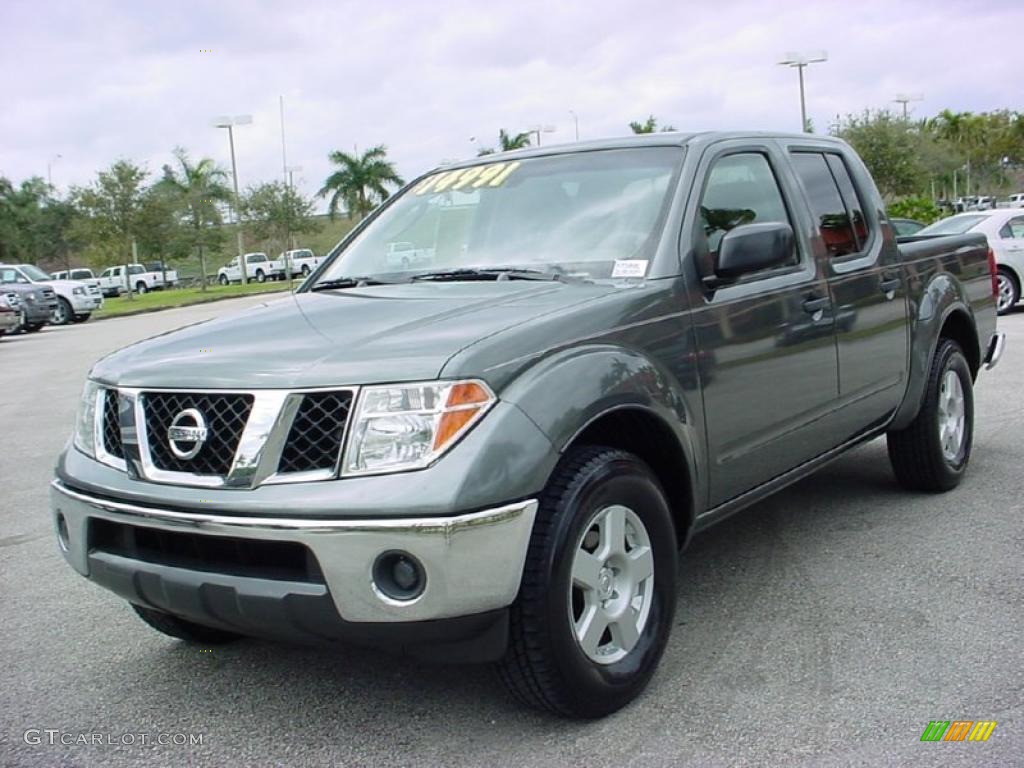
xmin=893 ymin=93 xmax=924 ymax=121
xmin=47 ymin=154 xmax=62 ymax=189
xmin=778 ymin=51 xmax=828 ymax=133
xmin=568 ymin=110 xmax=579 ymax=141
xmin=213 ymin=114 xmax=252 ymax=282
xmin=528 ymin=124 xmax=556 ymax=146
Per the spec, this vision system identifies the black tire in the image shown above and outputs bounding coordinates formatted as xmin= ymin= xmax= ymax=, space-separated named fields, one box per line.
xmin=218 ymin=274 xmax=229 ymax=286
xmin=497 ymin=446 xmax=678 ymax=718
xmin=135 ymin=282 xmax=148 ymax=294
xmin=887 ymin=338 xmax=974 ymax=492
xmin=996 ymin=267 xmax=1019 ymax=315
xmin=132 ymin=604 xmax=242 ymax=644
xmin=72 ymin=313 xmax=90 ymax=323
xmin=301 ymin=264 xmax=311 ymax=277
xmin=24 ymin=323 xmax=44 ymax=333
xmin=255 ymin=270 xmax=266 ymax=283
xmin=52 ymin=297 xmax=72 ymax=325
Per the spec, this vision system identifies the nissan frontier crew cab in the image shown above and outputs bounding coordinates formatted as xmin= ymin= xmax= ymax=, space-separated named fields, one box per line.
xmin=52 ymin=132 xmax=1003 ymax=719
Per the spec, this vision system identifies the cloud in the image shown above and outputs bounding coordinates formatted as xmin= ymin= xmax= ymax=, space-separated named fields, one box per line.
xmin=0 ymin=0 xmax=1019 ymax=211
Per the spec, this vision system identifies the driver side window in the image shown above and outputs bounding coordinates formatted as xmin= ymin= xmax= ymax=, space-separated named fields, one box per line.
xmin=698 ymin=153 xmax=796 ymax=270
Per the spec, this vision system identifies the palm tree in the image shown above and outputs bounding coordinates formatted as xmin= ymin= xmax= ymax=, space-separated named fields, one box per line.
xmin=319 ymin=146 xmax=403 ymax=221
xmin=629 ymin=115 xmax=677 ymax=134
xmin=476 ymin=129 xmax=532 ymax=156
xmin=159 ymin=148 xmax=232 ymax=290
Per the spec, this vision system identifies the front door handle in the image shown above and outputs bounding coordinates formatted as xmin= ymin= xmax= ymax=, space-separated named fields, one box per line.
xmin=803 ymin=296 xmax=831 ymax=314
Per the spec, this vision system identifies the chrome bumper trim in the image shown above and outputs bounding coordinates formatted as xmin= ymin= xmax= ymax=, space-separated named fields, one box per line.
xmin=50 ymin=480 xmax=537 ymax=623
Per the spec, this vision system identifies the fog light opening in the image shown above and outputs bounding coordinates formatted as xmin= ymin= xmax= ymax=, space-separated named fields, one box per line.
xmin=372 ymin=551 xmax=426 ymax=602
xmin=56 ymin=512 xmax=69 ymax=552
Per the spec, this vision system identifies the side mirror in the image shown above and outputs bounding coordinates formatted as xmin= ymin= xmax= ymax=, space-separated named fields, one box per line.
xmin=712 ymin=222 xmax=794 ymax=284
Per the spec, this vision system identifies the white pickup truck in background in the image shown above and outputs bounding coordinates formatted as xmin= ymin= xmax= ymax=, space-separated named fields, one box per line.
xmin=97 ymin=264 xmax=177 ymax=296
xmin=280 ymin=248 xmax=322 ymax=278
xmin=217 ymin=253 xmax=285 ymax=284
xmin=385 ymin=241 xmax=435 ymax=269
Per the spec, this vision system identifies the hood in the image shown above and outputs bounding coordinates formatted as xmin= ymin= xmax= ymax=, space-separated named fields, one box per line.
xmin=92 ymin=281 xmax=615 ymax=389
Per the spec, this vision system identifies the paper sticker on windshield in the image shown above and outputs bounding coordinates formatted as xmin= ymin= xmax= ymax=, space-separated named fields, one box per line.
xmin=611 ymin=260 xmax=649 ymax=279
xmin=414 ymin=161 xmax=521 ymax=195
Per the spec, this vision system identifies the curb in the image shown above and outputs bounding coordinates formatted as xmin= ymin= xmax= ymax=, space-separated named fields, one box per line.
xmin=92 ymin=288 xmax=292 ymax=321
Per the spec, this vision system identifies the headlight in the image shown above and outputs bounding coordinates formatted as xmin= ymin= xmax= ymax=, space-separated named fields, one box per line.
xmin=343 ymin=380 xmax=495 ymax=475
xmin=73 ymin=286 xmax=86 ymax=296
xmin=73 ymin=380 xmax=102 ymax=458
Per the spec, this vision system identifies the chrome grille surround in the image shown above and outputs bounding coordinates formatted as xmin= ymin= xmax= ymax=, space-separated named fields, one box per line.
xmin=89 ymin=386 xmax=358 ymax=489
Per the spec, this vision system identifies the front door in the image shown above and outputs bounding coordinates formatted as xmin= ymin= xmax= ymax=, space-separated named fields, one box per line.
xmin=688 ymin=146 xmax=839 ymax=507
xmin=787 ymin=148 xmax=908 ymax=437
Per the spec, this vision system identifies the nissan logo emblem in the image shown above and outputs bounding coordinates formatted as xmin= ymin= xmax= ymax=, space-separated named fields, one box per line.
xmin=167 ymin=408 xmax=209 ymax=460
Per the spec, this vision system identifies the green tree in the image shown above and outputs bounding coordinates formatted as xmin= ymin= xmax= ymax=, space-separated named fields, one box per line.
xmin=629 ymin=115 xmax=676 ymax=134
xmin=135 ymin=182 xmax=190 ymax=280
xmin=69 ymin=161 xmax=149 ymax=294
xmin=240 ymin=181 xmax=321 ymax=273
xmin=157 ymin=148 xmax=232 ymax=289
xmin=838 ymin=111 xmax=927 ymax=200
xmin=0 ymin=176 xmax=75 ymax=265
xmin=319 ymin=145 xmax=403 ymax=221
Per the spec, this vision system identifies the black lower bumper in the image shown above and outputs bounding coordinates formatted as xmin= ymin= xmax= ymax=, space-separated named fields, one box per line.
xmin=88 ymin=551 xmax=509 ymax=663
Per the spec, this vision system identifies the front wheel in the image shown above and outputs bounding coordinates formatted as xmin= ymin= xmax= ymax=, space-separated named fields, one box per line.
xmin=135 ymin=282 xmax=148 ymax=294
xmin=132 ymin=604 xmax=242 ymax=644
xmin=52 ymin=297 xmax=72 ymax=325
xmin=218 ymin=274 xmax=229 ymax=286
xmin=301 ymin=265 xmax=311 ymax=277
xmin=255 ymin=270 xmax=266 ymax=283
xmin=498 ymin=446 xmax=678 ymax=718
xmin=887 ymin=338 xmax=974 ymax=492
xmin=72 ymin=313 xmax=90 ymax=323
xmin=996 ymin=268 xmax=1019 ymax=315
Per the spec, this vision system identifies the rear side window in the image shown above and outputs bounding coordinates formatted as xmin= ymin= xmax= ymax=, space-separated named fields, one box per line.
xmin=999 ymin=217 xmax=1024 ymax=239
xmin=826 ymin=155 xmax=871 ymax=248
xmin=791 ymin=152 xmax=861 ymax=257
xmin=699 ymin=152 xmax=797 ymax=267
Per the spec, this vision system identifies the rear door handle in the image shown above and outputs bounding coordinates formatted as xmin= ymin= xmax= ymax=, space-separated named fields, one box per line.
xmin=880 ymin=272 xmax=901 ymax=293
xmin=803 ymin=296 xmax=830 ymax=313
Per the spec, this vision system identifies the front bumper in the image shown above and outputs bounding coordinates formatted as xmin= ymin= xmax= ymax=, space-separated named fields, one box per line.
xmin=50 ymin=480 xmax=536 ymax=639
xmin=0 ymin=311 xmax=17 ymax=332
xmin=70 ymin=295 xmax=103 ymax=313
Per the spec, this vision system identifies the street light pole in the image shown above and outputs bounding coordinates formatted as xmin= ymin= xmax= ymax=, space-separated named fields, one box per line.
xmin=893 ymin=93 xmax=924 ymax=121
xmin=569 ymin=110 xmax=579 ymax=141
xmin=213 ymin=115 xmax=252 ymax=283
xmin=47 ymin=154 xmax=62 ymax=189
xmin=778 ymin=51 xmax=828 ymax=133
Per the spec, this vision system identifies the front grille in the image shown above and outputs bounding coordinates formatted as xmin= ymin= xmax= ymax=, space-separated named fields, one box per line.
xmin=277 ymin=391 xmax=353 ymax=474
xmin=101 ymin=390 xmax=124 ymax=459
xmin=89 ymin=519 xmax=325 ymax=583
xmin=143 ymin=392 xmax=253 ymax=475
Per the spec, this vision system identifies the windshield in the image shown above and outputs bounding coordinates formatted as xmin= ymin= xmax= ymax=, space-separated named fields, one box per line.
xmin=314 ymin=148 xmax=682 ymax=284
xmin=20 ymin=264 xmax=52 ymax=282
xmin=917 ymin=214 xmax=988 ymax=236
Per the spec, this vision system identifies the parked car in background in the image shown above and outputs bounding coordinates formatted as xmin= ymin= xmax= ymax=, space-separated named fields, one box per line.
xmin=890 ymin=217 xmax=926 ymax=237
xmin=97 ymin=263 xmax=177 ymax=296
xmin=385 ymin=241 xmax=435 ymax=269
xmin=217 ymin=252 xmax=283 ymax=284
xmin=917 ymin=208 xmax=1024 ymax=314
xmin=52 ymin=268 xmax=103 ymax=293
xmin=280 ymin=248 xmax=322 ymax=278
xmin=0 ymin=292 xmax=20 ymax=339
xmin=0 ymin=262 xmax=101 ymax=325
xmin=0 ymin=280 xmax=55 ymax=333
xmin=52 ymin=133 xmax=1002 ymax=718
xmin=1008 ymin=193 xmax=1024 ymax=208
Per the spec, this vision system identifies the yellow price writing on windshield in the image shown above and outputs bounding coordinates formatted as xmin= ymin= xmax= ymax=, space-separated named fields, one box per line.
xmin=414 ymin=161 xmax=521 ymax=195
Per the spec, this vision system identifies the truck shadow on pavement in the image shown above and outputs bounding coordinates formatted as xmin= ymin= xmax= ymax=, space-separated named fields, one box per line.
xmin=129 ymin=439 xmax=939 ymax=734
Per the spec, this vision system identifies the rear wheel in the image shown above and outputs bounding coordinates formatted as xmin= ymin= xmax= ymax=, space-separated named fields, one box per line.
xmin=52 ymin=297 xmax=72 ymax=325
xmin=996 ymin=267 xmax=1019 ymax=315
xmin=887 ymin=338 xmax=973 ymax=491
xmin=498 ymin=446 xmax=678 ymax=718
xmin=255 ymin=270 xmax=266 ymax=283
xmin=132 ymin=604 xmax=242 ymax=644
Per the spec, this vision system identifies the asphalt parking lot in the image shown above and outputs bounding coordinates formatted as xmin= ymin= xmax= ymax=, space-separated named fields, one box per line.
xmin=1 ymin=296 xmax=1021 ymax=767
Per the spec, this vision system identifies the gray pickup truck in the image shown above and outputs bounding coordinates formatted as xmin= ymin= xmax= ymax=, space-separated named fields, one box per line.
xmin=51 ymin=132 xmax=1003 ymax=718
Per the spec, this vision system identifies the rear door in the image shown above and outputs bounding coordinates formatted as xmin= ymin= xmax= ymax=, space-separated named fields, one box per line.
xmin=787 ymin=146 xmax=908 ymax=437
xmin=688 ymin=142 xmax=840 ymax=507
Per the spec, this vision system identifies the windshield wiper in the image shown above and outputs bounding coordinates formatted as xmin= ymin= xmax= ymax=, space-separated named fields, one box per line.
xmin=309 ymin=276 xmax=394 ymax=291
xmin=410 ymin=267 xmax=564 ymax=283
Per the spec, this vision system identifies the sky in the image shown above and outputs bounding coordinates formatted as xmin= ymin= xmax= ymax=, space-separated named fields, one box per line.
xmin=1 ymin=0 xmax=1019 ymax=211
